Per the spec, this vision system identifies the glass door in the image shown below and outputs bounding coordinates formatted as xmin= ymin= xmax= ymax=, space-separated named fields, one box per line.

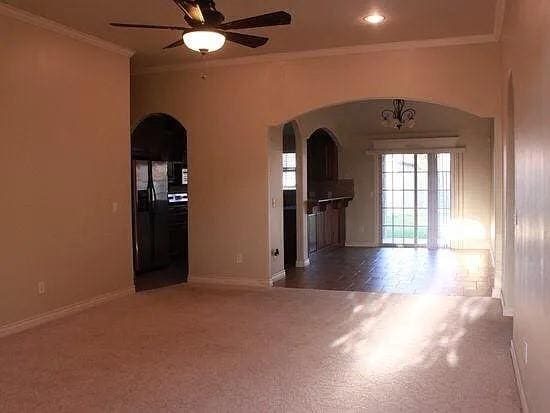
xmin=381 ymin=153 xmax=451 ymax=248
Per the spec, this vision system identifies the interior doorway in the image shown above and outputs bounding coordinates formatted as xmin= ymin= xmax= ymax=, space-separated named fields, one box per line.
xmin=131 ymin=114 xmax=189 ymax=291
xmin=282 ymin=124 xmax=297 ymax=269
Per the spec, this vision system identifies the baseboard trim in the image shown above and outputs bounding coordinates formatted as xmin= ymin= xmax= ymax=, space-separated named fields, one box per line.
xmin=345 ymin=241 xmax=380 ymax=248
xmin=510 ymin=340 xmax=529 ymax=412
xmin=188 ymin=275 xmax=269 ymax=288
xmin=0 ymin=286 xmax=136 ymax=339
xmin=500 ymin=289 xmax=515 ymax=317
xmin=270 ymin=270 xmax=286 ymax=286
xmin=296 ymin=259 xmax=310 ymax=268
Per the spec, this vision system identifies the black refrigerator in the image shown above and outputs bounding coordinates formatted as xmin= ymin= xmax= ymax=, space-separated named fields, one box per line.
xmin=133 ymin=160 xmax=170 ymax=273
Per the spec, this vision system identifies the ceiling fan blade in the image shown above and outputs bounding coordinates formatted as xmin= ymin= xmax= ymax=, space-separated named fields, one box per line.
xmin=172 ymin=0 xmax=205 ymax=23
xmin=110 ymin=22 xmax=188 ymax=31
xmin=164 ymin=39 xmax=185 ymax=49
xmin=224 ymin=32 xmax=269 ymax=48
xmin=218 ymin=11 xmax=291 ymax=30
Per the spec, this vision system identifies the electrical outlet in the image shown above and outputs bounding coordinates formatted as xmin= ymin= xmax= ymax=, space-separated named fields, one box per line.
xmin=38 ymin=281 xmax=46 ymax=296
xmin=523 ymin=341 xmax=528 ymax=365
xmin=236 ymin=253 xmax=244 ymax=264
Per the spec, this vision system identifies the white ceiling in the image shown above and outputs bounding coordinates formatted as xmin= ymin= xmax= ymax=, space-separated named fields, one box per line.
xmin=3 ymin=0 xmax=499 ymax=70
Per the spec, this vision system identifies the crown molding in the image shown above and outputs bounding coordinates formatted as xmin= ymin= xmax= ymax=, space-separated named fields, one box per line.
xmin=493 ymin=0 xmax=507 ymax=41
xmin=132 ymin=33 xmax=497 ymax=76
xmin=0 ymin=3 xmax=134 ymax=58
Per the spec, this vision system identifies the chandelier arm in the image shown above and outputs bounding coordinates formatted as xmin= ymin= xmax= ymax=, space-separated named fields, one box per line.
xmin=402 ymin=108 xmax=416 ymax=120
xmin=381 ymin=109 xmax=394 ymax=120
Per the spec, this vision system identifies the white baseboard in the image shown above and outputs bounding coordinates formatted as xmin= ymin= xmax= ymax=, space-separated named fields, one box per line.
xmin=188 ymin=275 xmax=269 ymax=288
xmin=499 ymin=289 xmax=515 ymax=317
xmin=296 ymin=258 xmax=310 ymax=268
xmin=510 ymin=340 xmax=529 ymax=412
xmin=270 ymin=270 xmax=286 ymax=286
xmin=345 ymin=241 xmax=379 ymax=248
xmin=0 ymin=286 xmax=135 ymax=339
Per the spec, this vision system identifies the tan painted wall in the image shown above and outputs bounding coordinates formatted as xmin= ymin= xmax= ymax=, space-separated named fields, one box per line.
xmin=0 ymin=14 xmax=133 ymax=327
xmin=500 ymin=0 xmax=550 ymax=410
xmin=132 ymin=42 xmax=502 ymax=286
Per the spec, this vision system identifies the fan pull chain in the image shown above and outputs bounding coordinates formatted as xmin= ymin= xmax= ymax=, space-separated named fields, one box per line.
xmin=200 ymin=53 xmax=208 ymax=80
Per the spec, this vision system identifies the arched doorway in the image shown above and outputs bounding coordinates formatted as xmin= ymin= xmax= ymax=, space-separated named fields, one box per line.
xmin=272 ymin=98 xmax=495 ymax=295
xmin=131 ymin=113 xmax=188 ymax=291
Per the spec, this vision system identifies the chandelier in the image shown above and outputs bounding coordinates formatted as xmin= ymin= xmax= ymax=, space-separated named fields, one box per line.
xmin=381 ymin=99 xmax=416 ymax=130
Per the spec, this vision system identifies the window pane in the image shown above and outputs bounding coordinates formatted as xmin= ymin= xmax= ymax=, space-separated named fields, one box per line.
xmin=403 ymin=227 xmax=415 ymax=244
xmin=416 ymin=227 xmax=428 ymax=244
xmin=417 ymin=190 xmax=428 ymax=208
xmin=394 ymin=227 xmax=404 ymax=238
xmin=383 ymin=226 xmax=393 ymax=243
xmin=382 ymin=173 xmax=393 ymax=190
xmin=383 ymin=154 xmax=393 ymax=172
xmin=282 ymin=153 xmax=296 ymax=169
xmin=393 ymin=191 xmax=404 ymax=208
xmin=392 ymin=154 xmax=404 ymax=171
xmin=283 ymin=171 xmax=296 ymax=189
xmin=393 ymin=210 xmax=404 ymax=226
xmin=393 ymin=173 xmax=404 ymax=190
xmin=383 ymin=209 xmax=393 ymax=225
xmin=417 ymin=172 xmax=428 ymax=190
xmin=417 ymin=209 xmax=428 ymax=226
xmin=403 ymin=154 xmax=415 ymax=172
xmin=403 ymin=173 xmax=415 ymax=190
xmin=404 ymin=191 xmax=415 ymax=208
xmin=404 ymin=209 xmax=415 ymax=226
xmin=417 ymin=154 xmax=428 ymax=172
xmin=383 ymin=191 xmax=393 ymax=208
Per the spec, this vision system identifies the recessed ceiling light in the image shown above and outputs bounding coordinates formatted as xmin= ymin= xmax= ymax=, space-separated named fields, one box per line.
xmin=364 ymin=13 xmax=386 ymax=24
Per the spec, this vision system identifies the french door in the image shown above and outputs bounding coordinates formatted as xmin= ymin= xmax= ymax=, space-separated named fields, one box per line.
xmin=381 ymin=153 xmax=451 ymax=248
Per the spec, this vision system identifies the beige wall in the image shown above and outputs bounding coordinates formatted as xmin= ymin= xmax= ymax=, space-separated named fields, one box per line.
xmin=296 ymin=101 xmax=493 ymax=249
xmin=132 ymin=42 xmax=502 ymax=286
xmin=0 ymin=13 xmax=133 ymax=327
xmin=500 ymin=0 xmax=550 ymax=411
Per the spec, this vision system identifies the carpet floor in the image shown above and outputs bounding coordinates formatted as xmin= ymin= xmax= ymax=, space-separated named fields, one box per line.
xmin=0 ymin=285 xmax=520 ymax=412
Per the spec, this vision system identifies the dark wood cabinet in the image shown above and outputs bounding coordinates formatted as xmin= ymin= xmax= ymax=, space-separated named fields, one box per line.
xmin=307 ymin=203 xmax=346 ymax=255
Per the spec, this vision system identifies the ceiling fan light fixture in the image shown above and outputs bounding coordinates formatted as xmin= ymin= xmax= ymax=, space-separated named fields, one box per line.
xmin=183 ymin=30 xmax=226 ymax=53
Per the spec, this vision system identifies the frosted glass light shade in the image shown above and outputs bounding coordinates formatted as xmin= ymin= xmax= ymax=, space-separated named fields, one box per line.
xmin=183 ymin=30 xmax=226 ymax=53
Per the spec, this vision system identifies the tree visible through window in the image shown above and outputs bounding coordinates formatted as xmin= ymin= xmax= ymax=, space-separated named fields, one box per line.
xmin=283 ymin=153 xmax=297 ymax=190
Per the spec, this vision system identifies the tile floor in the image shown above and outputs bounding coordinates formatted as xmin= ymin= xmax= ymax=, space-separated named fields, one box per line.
xmin=275 ymin=247 xmax=494 ymax=296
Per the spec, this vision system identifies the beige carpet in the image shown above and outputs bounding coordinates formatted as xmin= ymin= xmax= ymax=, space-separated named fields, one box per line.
xmin=0 ymin=285 xmax=520 ymax=412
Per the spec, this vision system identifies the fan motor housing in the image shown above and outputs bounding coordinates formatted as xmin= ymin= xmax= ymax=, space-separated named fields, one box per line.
xmin=186 ymin=0 xmax=225 ymax=27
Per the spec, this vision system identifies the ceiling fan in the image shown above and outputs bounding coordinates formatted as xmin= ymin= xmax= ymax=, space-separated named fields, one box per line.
xmin=110 ymin=0 xmax=292 ymax=54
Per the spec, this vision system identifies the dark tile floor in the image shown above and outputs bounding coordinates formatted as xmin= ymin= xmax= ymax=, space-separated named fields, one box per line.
xmin=275 ymin=247 xmax=494 ymax=297
xmin=134 ymin=257 xmax=188 ymax=292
